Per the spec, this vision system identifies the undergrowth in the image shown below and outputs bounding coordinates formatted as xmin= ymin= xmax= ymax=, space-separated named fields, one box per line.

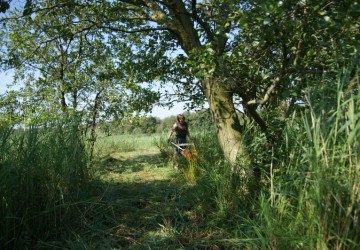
xmin=1 ymin=65 xmax=359 ymax=249
xmin=0 ymin=117 xmax=88 ymax=249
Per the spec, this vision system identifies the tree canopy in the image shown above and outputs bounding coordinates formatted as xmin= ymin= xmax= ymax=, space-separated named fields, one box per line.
xmin=1 ymin=0 xmax=359 ymax=166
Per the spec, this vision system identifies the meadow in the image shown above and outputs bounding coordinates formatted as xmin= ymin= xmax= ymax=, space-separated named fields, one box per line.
xmin=1 ymin=76 xmax=360 ymax=249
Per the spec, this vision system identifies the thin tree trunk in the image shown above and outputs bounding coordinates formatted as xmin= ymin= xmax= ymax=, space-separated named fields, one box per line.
xmin=89 ymin=92 xmax=101 ymax=164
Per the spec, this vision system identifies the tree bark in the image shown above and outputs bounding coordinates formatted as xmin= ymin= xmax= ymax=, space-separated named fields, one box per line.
xmin=203 ymin=77 xmax=244 ymax=164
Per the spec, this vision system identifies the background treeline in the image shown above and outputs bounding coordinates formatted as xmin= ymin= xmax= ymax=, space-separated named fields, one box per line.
xmin=98 ymin=109 xmax=216 ymax=136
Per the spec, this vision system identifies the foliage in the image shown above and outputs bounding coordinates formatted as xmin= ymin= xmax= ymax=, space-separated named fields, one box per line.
xmin=0 ymin=0 xmax=160 ymax=132
xmin=0 ymin=0 xmax=10 ymax=13
xmin=1 ymin=62 xmax=360 ymax=248
xmin=1 ymin=0 xmax=358 ymax=163
xmin=162 ymin=59 xmax=360 ymax=249
xmin=0 ymin=2 xmax=359 ymax=248
xmin=96 ymin=109 xmax=214 ymax=136
xmin=0 ymin=117 xmax=88 ymax=249
xmin=234 ymin=60 xmax=360 ymax=249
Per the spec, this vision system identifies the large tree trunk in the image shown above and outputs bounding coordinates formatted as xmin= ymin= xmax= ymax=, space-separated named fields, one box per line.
xmin=203 ymin=77 xmax=245 ymax=164
xmin=131 ymin=0 xmax=247 ymax=164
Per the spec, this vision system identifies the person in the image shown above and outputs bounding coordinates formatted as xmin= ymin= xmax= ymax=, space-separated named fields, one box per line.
xmin=167 ymin=114 xmax=191 ymax=168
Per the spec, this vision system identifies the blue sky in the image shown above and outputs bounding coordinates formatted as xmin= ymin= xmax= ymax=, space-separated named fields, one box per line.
xmin=0 ymin=70 xmax=19 ymax=92
xmin=0 ymin=70 xmax=185 ymax=119
xmin=150 ymin=103 xmax=185 ymax=119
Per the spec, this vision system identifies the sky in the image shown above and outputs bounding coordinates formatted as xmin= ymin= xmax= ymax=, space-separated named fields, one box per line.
xmin=0 ymin=70 xmax=187 ymax=119
xmin=150 ymin=103 xmax=186 ymax=119
xmin=0 ymin=70 xmax=19 ymax=92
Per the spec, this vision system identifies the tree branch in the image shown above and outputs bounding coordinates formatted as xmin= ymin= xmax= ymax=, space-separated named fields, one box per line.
xmin=246 ymin=77 xmax=280 ymax=106
xmin=245 ymin=105 xmax=267 ymax=133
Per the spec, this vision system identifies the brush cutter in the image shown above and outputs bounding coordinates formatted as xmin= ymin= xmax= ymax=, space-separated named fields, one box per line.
xmin=170 ymin=141 xmax=198 ymax=161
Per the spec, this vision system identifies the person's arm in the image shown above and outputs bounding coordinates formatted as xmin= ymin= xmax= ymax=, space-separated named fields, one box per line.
xmin=167 ymin=130 xmax=173 ymax=142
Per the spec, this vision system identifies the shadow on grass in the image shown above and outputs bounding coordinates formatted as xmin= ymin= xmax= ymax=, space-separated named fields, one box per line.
xmin=61 ymin=179 xmax=211 ymax=249
xmin=96 ymin=152 xmax=168 ymax=175
xmin=42 ymin=151 xmax=227 ymax=250
xmin=34 ymin=149 xmax=235 ymax=250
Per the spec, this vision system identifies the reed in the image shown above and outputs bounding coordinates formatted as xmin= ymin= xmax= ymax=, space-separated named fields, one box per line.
xmin=240 ymin=66 xmax=360 ymax=249
xmin=0 ymin=118 xmax=88 ymax=249
xmin=179 ymin=63 xmax=360 ymax=249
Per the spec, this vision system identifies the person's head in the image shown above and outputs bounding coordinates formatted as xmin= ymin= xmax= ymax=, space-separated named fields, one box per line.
xmin=177 ymin=114 xmax=185 ymax=124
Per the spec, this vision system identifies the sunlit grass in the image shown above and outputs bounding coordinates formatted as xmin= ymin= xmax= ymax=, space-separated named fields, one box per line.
xmin=94 ymin=134 xmax=161 ymax=155
xmin=239 ymin=68 xmax=360 ymax=249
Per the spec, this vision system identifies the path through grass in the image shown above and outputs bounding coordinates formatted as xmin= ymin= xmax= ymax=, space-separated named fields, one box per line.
xmin=59 ymin=138 xmax=224 ymax=249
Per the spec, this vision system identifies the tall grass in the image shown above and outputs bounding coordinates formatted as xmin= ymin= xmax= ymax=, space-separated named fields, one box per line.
xmin=173 ymin=64 xmax=360 ymax=249
xmin=1 ymin=67 xmax=357 ymax=249
xmin=242 ymin=69 xmax=360 ymax=249
xmin=0 ymin=118 xmax=89 ymax=249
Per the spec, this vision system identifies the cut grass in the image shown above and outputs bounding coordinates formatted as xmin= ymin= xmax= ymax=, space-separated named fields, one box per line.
xmin=97 ymin=148 xmax=174 ymax=183
xmin=37 ymin=135 xmax=234 ymax=249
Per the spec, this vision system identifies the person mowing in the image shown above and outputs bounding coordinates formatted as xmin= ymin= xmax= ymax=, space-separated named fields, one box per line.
xmin=167 ymin=114 xmax=192 ymax=169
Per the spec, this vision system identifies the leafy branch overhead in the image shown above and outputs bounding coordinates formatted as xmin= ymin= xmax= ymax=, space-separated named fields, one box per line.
xmin=0 ymin=0 xmax=358 ymax=165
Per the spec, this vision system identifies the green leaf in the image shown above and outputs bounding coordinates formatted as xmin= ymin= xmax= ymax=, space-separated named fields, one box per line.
xmin=263 ymin=17 xmax=272 ymax=25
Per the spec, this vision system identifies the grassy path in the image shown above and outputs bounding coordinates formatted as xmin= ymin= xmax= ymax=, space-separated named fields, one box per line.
xmin=66 ymin=145 xmax=214 ymax=249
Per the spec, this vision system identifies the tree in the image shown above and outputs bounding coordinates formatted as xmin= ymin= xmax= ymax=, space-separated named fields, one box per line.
xmin=1 ymin=0 xmax=358 ymax=173
xmin=0 ymin=0 xmax=160 ymax=129
xmin=88 ymin=0 xmax=358 ymax=164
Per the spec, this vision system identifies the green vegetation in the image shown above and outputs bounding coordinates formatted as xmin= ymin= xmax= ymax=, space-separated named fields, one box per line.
xmin=0 ymin=1 xmax=359 ymax=249
xmin=2 ymin=0 xmax=357 ymax=167
xmin=1 ymin=66 xmax=359 ymax=248
xmin=0 ymin=118 xmax=89 ymax=249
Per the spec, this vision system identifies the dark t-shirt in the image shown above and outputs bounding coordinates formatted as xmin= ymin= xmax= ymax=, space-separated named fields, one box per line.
xmin=174 ymin=121 xmax=188 ymax=138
